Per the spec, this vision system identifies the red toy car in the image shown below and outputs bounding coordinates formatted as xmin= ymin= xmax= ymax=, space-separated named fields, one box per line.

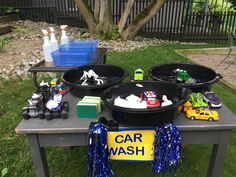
xmin=140 ymin=91 xmax=160 ymax=108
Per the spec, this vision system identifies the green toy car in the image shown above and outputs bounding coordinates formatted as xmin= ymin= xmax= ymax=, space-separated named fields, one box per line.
xmin=131 ymin=68 xmax=148 ymax=81
xmin=174 ymin=69 xmax=196 ymax=84
xmin=189 ymin=92 xmax=208 ymax=108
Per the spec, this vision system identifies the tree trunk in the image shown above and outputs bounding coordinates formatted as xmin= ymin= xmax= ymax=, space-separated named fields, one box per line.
xmin=96 ymin=0 xmax=113 ymax=34
xmin=74 ymin=0 xmax=97 ymax=33
xmin=122 ymin=0 xmax=166 ymax=40
xmin=118 ymin=0 xmax=135 ymax=33
xmin=94 ymin=0 xmax=100 ymax=23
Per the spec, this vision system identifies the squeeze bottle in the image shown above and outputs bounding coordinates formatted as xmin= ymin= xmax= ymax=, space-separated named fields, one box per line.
xmin=49 ymin=27 xmax=59 ymax=52
xmin=42 ymin=29 xmax=53 ymax=62
xmin=60 ymin=25 xmax=69 ymax=46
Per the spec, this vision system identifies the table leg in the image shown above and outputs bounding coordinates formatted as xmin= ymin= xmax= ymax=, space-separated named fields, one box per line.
xmin=103 ymin=54 xmax=107 ymax=64
xmin=207 ymin=130 xmax=231 ymax=177
xmin=33 ymin=72 xmax=39 ymax=88
xmin=28 ymin=134 xmax=50 ymax=177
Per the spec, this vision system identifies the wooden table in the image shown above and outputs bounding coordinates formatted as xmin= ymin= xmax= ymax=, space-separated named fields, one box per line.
xmin=15 ymin=93 xmax=236 ymax=177
xmin=28 ymin=48 xmax=107 ymax=87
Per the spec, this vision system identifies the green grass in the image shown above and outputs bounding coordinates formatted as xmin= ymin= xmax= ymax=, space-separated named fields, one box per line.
xmin=0 ymin=43 xmax=236 ymax=177
xmin=0 ymin=37 xmax=12 ymax=52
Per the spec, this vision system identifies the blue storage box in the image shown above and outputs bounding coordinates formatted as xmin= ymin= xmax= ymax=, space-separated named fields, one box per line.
xmin=51 ymin=50 xmax=97 ymax=67
xmin=51 ymin=40 xmax=99 ymax=67
xmin=60 ymin=40 xmax=99 ymax=53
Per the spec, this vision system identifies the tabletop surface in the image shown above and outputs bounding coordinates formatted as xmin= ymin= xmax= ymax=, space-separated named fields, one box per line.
xmin=28 ymin=48 xmax=107 ymax=72
xmin=15 ymin=93 xmax=236 ymax=135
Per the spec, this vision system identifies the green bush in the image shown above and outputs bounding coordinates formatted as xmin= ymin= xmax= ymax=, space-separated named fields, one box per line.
xmin=102 ymin=26 xmax=121 ymax=40
xmin=192 ymin=0 xmax=235 ymax=13
xmin=0 ymin=6 xmax=20 ymax=16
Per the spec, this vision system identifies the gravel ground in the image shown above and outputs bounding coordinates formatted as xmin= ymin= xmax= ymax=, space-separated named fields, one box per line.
xmin=0 ymin=20 xmax=206 ymax=79
xmin=187 ymin=54 xmax=236 ymax=89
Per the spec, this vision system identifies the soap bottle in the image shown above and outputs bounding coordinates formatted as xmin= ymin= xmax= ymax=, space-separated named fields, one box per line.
xmin=60 ymin=25 xmax=69 ymax=46
xmin=49 ymin=27 xmax=59 ymax=52
xmin=42 ymin=29 xmax=53 ymax=62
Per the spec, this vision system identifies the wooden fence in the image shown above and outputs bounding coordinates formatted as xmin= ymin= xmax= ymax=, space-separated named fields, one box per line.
xmin=0 ymin=0 xmax=235 ymax=43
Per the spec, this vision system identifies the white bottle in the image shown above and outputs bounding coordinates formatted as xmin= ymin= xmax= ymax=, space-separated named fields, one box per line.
xmin=42 ymin=29 xmax=53 ymax=62
xmin=49 ymin=27 xmax=59 ymax=52
xmin=60 ymin=25 xmax=69 ymax=46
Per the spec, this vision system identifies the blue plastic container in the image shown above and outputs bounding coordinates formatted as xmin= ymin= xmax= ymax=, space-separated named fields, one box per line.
xmin=51 ymin=50 xmax=96 ymax=67
xmin=60 ymin=40 xmax=99 ymax=53
xmin=51 ymin=40 xmax=99 ymax=67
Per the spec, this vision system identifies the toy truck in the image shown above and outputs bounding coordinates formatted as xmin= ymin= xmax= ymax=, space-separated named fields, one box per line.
xmin=140 ymin=91 xmax=160 ymax=108
xmin=131 ymin=68 xmax=148 ymax=81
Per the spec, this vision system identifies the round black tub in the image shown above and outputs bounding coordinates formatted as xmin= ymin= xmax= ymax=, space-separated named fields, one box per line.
xmin=101 ymin=81 xmax=190 ymax=126
xmin=149 ymin=63 xmax=222 ymax=91
xmin=62 ymin=64 xmax=128 ymax=97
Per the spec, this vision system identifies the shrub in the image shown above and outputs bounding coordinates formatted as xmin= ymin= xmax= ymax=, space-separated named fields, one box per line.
xmin=0 ymin=6 xmax=20 ymax=16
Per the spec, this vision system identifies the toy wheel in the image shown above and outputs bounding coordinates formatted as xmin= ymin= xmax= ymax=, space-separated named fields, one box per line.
xmin=63 ymin=101 xmax=69 ymax=111
xmin=208 ymin=117 xmax=213 ymax=121
xmin=190 ymin=116 xmax=195 ymax=120
xmin=62 ymin=110 xmax=68 ymax=119
xmin=45 ymin=110 xmax=52 ymax=120
xmin=38 ymin=110 xmax=44 ymax=119
xmin=22 ymin=110 xmax=29 ymax=120
xmin=130 ymin=76 xmax=134 ymax=82
xmin=143 ymin=76 xmax=148 ymax=80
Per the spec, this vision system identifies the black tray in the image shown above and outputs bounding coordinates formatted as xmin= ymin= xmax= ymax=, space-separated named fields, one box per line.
xmin=100 ymin=81 xmax=190 ymax=126
xmin=149 ymin=63 xmax=222 ymax=92
xmin=62 ymin=64 xmax=128 ymax=98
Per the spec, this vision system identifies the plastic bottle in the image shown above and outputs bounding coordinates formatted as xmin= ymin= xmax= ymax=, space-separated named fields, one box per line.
xmin=60 ymin=25 xmax=69 ymax=46
xmin=49 ymin=27 xmax=59 ymax=52
xmin=42 ymin=29 xmax=53 ymax=62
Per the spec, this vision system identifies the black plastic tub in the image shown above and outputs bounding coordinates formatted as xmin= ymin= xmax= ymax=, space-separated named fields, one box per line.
xmin=149 ymin=63 xmax=223 ymax=92
xmin=62 ymin=64 xmax=128 ymax=98
xmin=100 ymin=81 xmax=190 ymax=126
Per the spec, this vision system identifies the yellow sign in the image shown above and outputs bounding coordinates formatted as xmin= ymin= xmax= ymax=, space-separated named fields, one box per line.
xmin=108 ymin=129 xmax=155 ymax=161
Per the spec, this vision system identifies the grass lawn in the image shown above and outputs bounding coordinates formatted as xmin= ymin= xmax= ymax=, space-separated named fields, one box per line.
xmin=1 ymin=43 xmax=236 ymax=177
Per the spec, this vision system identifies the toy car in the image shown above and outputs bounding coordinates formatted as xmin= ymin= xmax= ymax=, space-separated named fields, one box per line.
xmin=189 ymin=92 xmax=208 ymax=108
xmin=44 ymin=101 xmax=69 ymax=120
xmin=22 ymin=93 xmax=45 ymax=119
xmin=50 ymin=78 xmax=59 ymax=87
xmin=174 ymin=69 xmax=196 ymax=84
xmin=51 ymin=83 xmax=70 ymax=96
xmin=185 ymin=109 xmax=219 ymax=121
xmin=203 ymin=91 xmax=222 ymax=108
xmin=183 ymin=100 xmax=193 ymax=112
xmin=140 ymin=91 xmax=160 ymax=108
xmin=131 ymin=68 xmax=148 ymax=81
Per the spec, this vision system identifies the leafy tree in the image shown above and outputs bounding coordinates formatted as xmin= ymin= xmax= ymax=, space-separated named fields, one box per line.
xmin=74 ymin=0 xmax=166 ymax=40
xmin=192 ymin=0 xmax=235 ymax=12
xmin=228 ymin=0 xmax=236 ymax=9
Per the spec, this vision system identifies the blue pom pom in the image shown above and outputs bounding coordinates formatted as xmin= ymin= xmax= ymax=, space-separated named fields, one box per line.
xmin=88 ymin=123 xmax=114 ymax=177
xmin=152 ymin=123 xmax=181 ymax=176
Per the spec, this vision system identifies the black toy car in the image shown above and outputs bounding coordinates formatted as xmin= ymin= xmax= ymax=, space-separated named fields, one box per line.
xmin=44 ymin=101 xmax=69 ymax=120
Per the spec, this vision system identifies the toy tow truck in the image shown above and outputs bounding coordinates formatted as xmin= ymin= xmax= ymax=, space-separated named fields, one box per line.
xmin=131 ymin=68 xmax=148 ymax=81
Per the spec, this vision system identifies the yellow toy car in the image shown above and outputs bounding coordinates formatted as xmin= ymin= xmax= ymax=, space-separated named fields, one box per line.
xmin=185 ymin=109 xmax=219 ymax=121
